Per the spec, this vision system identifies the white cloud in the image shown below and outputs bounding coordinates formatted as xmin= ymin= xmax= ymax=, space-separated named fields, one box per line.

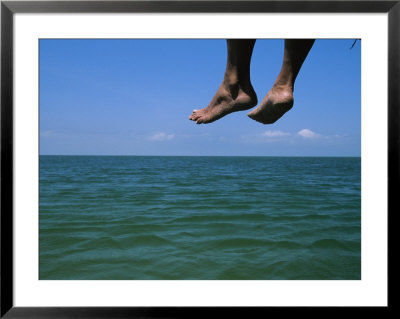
xmin=240 ymin=129 xmax=349 ymax=145
xmin=148 ymin=132 xmax=175 ymax=141
xmin=263 ymin=130 xmax=291 ymax=137
xmin=297 ymin=129 xmax=320 ymax=139
xmin=240 ymin=130 xmax=291 ymax=144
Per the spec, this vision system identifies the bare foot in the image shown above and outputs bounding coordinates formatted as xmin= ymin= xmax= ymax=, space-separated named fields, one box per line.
xmin=247 ymin=85 xmax=294 ymax=124
xmin=189 ymin=82 xmax=257 ymax=124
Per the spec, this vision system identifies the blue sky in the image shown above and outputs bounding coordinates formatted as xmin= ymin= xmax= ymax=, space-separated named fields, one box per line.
xmin=39 ymin=39 xmax=360 ymax=156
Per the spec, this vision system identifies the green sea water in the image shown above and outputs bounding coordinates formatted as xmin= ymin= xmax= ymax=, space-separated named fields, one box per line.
xmin=39 ymin=156 xmax=361 ymax=280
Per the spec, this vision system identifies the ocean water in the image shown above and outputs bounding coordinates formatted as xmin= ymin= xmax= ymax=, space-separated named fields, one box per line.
xmin=39 ymin=156 xmax=361 ymax=280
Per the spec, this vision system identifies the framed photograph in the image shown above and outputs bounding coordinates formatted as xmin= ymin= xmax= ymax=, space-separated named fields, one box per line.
xmin=1 ymin=0 xmax=395 ymax=317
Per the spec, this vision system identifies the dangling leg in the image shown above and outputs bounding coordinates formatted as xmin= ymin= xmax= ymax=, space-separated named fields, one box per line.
xmin=248 ymin=39 xmax=315 ymax=124
xmin=189 ymin=39 xmax=258 ymax=124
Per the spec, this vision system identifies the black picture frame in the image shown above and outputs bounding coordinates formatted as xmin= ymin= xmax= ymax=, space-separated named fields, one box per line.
xmin=1 ymin=1 xmax=396 ymax=317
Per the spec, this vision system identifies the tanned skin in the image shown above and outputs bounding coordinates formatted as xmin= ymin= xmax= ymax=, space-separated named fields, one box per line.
xmin=189 ymin=39 xmax=315 ymax=125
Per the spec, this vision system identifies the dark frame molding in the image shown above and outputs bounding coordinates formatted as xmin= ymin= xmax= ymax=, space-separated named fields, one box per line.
xmin=1 ymin=1 xmax=396 ymax=317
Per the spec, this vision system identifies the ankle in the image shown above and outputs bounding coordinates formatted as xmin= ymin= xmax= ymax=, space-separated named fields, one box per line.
xmin=223 ymin=71 xmax=240 ymax=86
xmin=272 ymin=82 xmax=293 ymax=93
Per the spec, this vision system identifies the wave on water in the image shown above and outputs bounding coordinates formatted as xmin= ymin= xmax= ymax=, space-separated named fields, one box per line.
xmin=40 ymin=156 xmax=361 ymax=280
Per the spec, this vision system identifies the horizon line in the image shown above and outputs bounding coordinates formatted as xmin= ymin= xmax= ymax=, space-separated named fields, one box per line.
xmin=39 ymin=154 xmax=361 ymax=158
